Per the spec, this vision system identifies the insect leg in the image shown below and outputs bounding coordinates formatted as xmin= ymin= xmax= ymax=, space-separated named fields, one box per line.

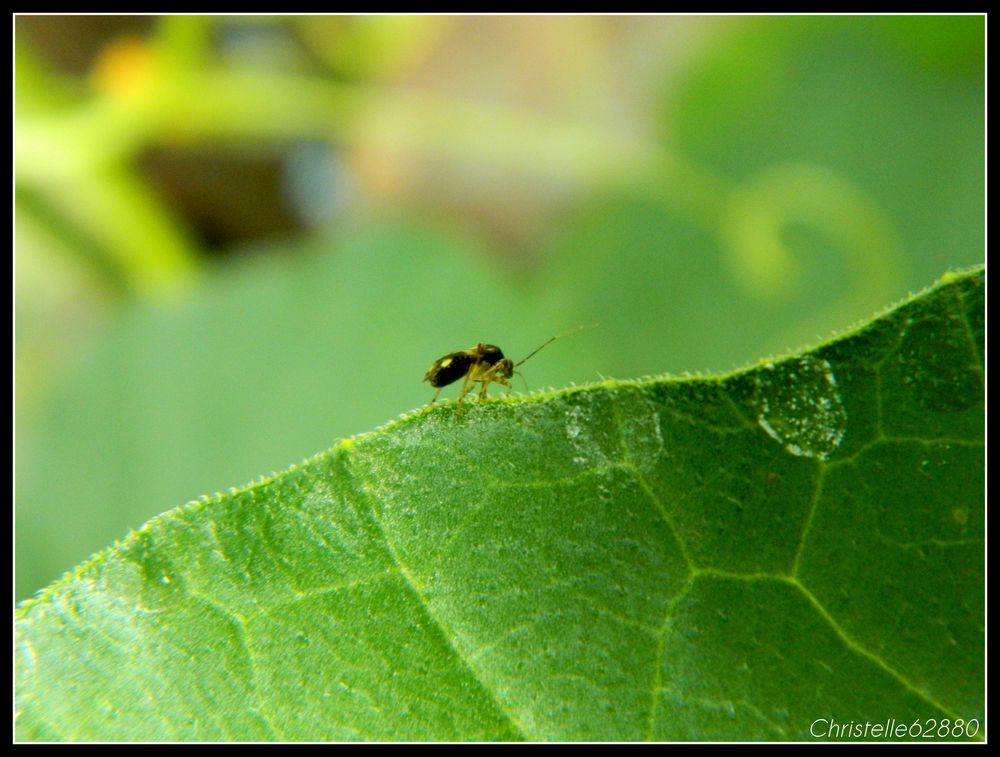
xmin=454 ymin=371 xmax=476 ymax=412
xmin=475 ymin=362 xmax=505 ymax=400
xmin=476 ymin=373 xmax=492 ymax=400
xmin=482 ymin=374 xmax=513 ymax=399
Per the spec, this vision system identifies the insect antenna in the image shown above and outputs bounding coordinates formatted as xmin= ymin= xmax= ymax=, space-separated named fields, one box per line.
xmin=514 ymin=323 xmax=597 ymax=367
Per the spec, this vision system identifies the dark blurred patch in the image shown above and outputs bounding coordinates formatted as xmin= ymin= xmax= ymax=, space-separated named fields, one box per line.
xmin=140 ymin=147 xmax=307 ymax=254
xmin=16 ymin=15 xmax=154 ymax=74
xmin=18 ymin=16 xmax=311 ymax=255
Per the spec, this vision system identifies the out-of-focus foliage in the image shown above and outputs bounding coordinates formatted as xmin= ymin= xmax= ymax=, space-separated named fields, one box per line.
xmin=15 ymin=268 xmax=985 ymax=741
xmin=15 ymin=15 xmax=984 ymax=600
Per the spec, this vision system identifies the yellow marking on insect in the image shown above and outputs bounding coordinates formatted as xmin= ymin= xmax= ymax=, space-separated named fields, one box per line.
xmin=422 ymin=324 xmax=597 ymax=414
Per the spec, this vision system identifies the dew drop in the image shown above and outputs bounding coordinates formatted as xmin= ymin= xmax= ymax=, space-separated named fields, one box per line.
xmin=754 ymin=356 xmax=847 ymax=460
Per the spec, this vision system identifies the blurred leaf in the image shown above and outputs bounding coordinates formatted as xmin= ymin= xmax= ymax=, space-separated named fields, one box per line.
xmin=295 ymin=15 xmax=452 ymax=79
xmin=16 ymin=267 xmax=983 ymax=741
xmin=667 ymin=16 xmax=984 ymax=293
xmin=15 ymin=218 xmax=560 ymax=599
xmin=16 ymin=15 xmax=985 ymax=661
xmin=14 ymin=40 xmax=83 ymax=114
xmin=870 ymin=15 xmax=985 ymax=75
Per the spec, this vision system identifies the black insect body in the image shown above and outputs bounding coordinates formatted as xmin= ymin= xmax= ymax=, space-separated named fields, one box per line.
xmin=422 ymin=326 xmax=593 ymax=411
xmin=423 ymin=343 xmax=516 ymax=408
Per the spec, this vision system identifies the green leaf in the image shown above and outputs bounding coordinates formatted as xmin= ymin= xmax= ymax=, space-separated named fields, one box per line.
xmin=15 ymin=267 xmax=984 ymax=742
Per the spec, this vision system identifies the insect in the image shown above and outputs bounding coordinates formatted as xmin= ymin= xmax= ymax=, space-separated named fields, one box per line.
xmin=423 ymin=325 xmax=593 ymax=410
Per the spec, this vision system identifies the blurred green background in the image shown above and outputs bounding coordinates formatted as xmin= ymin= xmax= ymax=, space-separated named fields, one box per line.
xmin=15 ymin=15 xmax=985 ymax=600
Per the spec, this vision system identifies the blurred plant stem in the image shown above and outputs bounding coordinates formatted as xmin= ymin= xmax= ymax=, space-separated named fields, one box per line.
xmin=16 ymin=31 xmax=732 ymax=296
xmin=16 ymin=17 xmax=900 ymax=319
